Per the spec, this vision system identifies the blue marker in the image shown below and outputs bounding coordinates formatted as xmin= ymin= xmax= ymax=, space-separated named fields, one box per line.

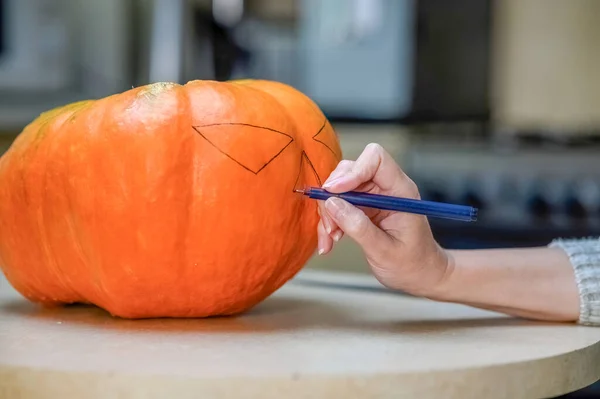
xmin=295 ymin=187 xmax=478 ymax=222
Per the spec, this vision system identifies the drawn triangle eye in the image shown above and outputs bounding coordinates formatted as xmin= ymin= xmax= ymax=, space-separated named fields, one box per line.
xmin=292 ymin=151 xmax=322 ymax=192
xmin=193 ymin=123 xmax=293 ymax=174
xmin=313 ymin=120 xmax=341 ymax=159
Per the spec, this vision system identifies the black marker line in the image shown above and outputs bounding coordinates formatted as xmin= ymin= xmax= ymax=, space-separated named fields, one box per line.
xmin=192 ymin=124 xmax=294 ymax=175
xmin=254 ymin=138 xmax=294 ymax=174
xmin=292 ymin=151 xmax=322 ymax=192
xmin=196 ymin=122 xmax=293 ymax=140
xmin=312 ymin=119 xmax=337 ymax=157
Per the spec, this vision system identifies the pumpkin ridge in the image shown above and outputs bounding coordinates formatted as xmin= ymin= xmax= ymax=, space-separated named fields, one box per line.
xmin=60 ymin=105 xmax=105 ymax=305
xmin=90 ymin=98 xmax=127 ymax=312
xmin=176 ymin=85 xmax=194 ymax=312
xmin=238 ymin=81 xmax=312 ymax=177
xmin=82 ymin=98 xmax=120 ymax=309
xmin=243 ymin=80 xmax=338 ymax=190
xmin=17 ymin=108 xmax=78 ymax=299
xmin=12 ymin=107 xmax=64 ymax=302
xmin=240 ymin=80 xmax=327 ymax=157
xmin=38 ymin=109 xmax=84 ymax=302
xmin=59 ymin=99 xmax=105 ymax=307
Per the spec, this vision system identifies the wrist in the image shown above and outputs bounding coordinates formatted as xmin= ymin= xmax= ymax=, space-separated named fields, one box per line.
xmin=394 ymin=245 xmax=456 ymax=299
xmin=417 ymin=247 xmax=457 ymax=301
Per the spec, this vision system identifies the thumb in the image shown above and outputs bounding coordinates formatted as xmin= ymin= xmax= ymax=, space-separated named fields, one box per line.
xmin=324 ymin=197 xmax=392 ymax=257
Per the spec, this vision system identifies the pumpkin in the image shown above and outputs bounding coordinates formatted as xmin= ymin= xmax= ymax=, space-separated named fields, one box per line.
xmin=0 ymin=80 xmax=342 ymax=318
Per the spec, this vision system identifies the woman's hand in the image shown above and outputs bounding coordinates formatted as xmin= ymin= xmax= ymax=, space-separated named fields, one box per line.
xmin=317 ymin=143 xmax=451 ymax=296
xmin=317 ymin=143 xmax=581 ymax=323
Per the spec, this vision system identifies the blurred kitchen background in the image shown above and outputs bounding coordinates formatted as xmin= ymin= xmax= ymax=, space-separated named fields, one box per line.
xmin=2 ymin=0 xmax=600 ymax=260
xmin=0 ymin=0 xmax=598 ymax=396
xmin=3 ymin=0 xmax=599 ymax=250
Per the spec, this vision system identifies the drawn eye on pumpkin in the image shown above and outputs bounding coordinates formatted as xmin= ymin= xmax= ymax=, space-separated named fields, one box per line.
xmin=193 ymin=120 xmax=335 ymax=191
xmin=311 ymin=120 xmax=339 ymax=158
xmin=192 ymin=123 xmax=294 ymax=175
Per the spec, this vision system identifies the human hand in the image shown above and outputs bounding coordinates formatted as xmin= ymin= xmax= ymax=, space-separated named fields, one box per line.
xmin=317 ymin=143 xmax=451 ymax=296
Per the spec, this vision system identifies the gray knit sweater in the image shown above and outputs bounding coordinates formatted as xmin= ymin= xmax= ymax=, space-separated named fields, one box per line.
xmin=550 ymin=237 xmax=600 ymax=326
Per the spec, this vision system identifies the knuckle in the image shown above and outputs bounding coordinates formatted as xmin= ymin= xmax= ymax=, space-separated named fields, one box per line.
xmin=366 ymin=142 xmax=384 ymax=154
xmin=392 ymin=173 xmax=420 ymax=200
xmin=405 ymin=178 xmax=420 ymax=199
xmin=366 ymin=143 xmax=388 ymax=160
xmin=338 ymin=159 xmax=353 ymax=168
xmin=327 ymin=160 xmax=354 ymax=181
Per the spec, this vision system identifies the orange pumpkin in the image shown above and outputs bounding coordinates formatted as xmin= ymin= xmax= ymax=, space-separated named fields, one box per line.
xmin=0 ymin=80 xmax=342 ymax=318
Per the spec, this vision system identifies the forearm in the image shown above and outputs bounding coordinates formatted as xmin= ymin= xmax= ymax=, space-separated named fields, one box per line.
xmin=429 ymin=247 xmax=581 ymax=322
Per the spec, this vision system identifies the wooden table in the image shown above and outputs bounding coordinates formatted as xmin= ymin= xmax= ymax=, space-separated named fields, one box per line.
xmin=1 ymin=270 xmax=600 ymax=398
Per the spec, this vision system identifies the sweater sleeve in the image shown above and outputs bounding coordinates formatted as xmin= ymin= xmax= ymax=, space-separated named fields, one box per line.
xmin=549 ymin=237 xmax=600 ymax=326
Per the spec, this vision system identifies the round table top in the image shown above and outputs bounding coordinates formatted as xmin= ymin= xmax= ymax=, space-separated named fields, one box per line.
xmin=1 ymin=270 xmax=600 ymax=398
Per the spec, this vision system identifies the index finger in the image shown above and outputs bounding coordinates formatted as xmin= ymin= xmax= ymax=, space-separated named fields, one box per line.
xmin=322 ymin=143 xmax=418 ymax=199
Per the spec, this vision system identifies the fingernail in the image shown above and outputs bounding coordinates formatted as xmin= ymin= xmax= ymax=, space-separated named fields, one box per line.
xmin=323 ymin=177 xmax=344 ymax=189
xmin=317 ymin=226 xmax=327 ymax=255
xmin=332 ymin=230 xmax=343 ymax=242
xmin=325 ymin=197 xmax=345 ymax=218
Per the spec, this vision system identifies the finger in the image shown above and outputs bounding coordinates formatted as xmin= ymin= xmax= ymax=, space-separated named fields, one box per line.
xmin=317 ymin=219 xmax=333 ymax=255
xmin=318 ymin=201 xmax=335 ymax=235
xmin=321 ymin=205 xmax=344 ymax=242
xmin=323 ymin=159 xmax=354 ymax=187
xmin=319 ymin=160 xmax=355 ymax=234
xmin=324 ymin=197 xmax=393 ymax=260
xmin=320 ymin=202 xmax=345 ymax=242
xmin=323 ymin=143 xmax=419 ymax=199
xmin=331 ymin=229 xmax=344 ymax=242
